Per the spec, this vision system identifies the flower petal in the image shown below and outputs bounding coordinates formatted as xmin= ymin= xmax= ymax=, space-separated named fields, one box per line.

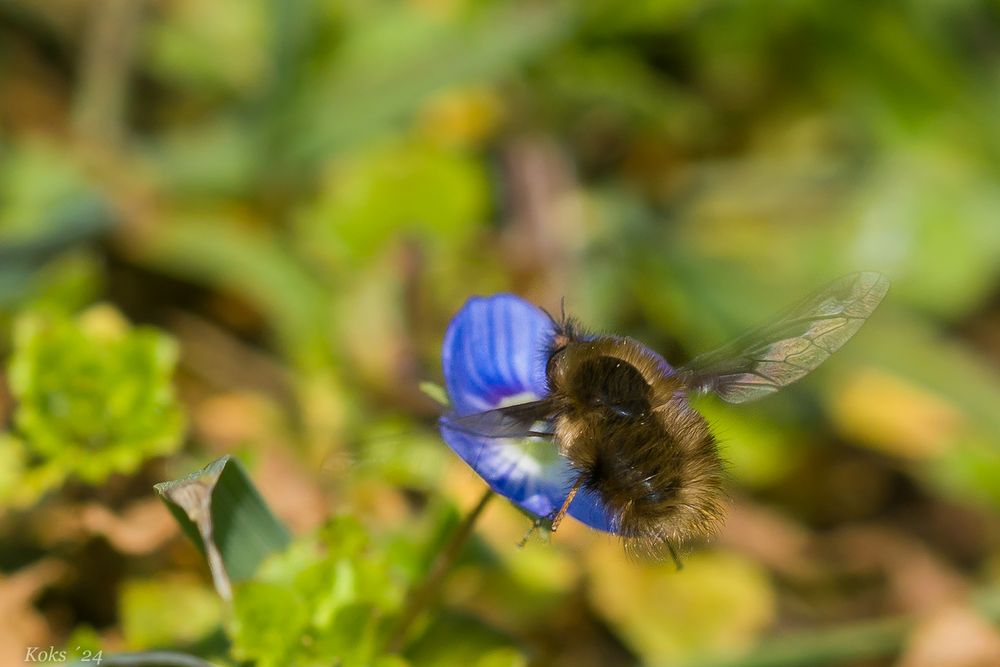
xmin=440 ymin=294 xmax=615 ymax=532
xmin=442 ymin=294 xmax=550 ymax=414
xmin=567 ymin=487 xmax=616 ymax=532
xmin=439 ymin=427 xmax=569 ymax=516
xmin=440 ymin=423 xmax=616 ymax=532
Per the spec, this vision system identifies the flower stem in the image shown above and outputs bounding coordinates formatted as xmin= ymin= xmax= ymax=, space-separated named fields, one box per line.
xmin=386 ymin=488 xmax=494 ymax=653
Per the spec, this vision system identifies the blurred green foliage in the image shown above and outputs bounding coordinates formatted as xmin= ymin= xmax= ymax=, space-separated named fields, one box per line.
xmin=1 ymin=0 xmax=1000 ymax=665
xmin=230 ymin=516 xmax=404 ymax=667
xmin=119 ymin=577 xmax=222 ymax=651
xmin=156 ymin=459 xmax=529 ymax=667
xmin=10 ymin=306 xmax=183 ymax=476
xmin=297 ymin=139 xmax=488 ymax=265
xmin=1 ymin=305 xmax=183 ymax=505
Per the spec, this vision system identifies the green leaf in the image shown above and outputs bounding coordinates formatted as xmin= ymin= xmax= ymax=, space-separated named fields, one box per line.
xmin=135 ymin=215 xmax=331 ymax=368
xmin=231 ymin=580 xmax=309 ymax=667
xmin=0 ymin=140 xmax=105 ymax=238
xmin=418 ymin=382 xmax=449 ymax=408
xmin=8 ymin=305 xmax=185 ymax=486
xmin=405 ymin=611 xmax=525 ymax=667
xmin=143 ymin=0 xmax=268 ymax=94
xmin=154 ymin=455 xmax=291 ymax=598
xmin=229 ymin=515 xmax=404 ymax=667
xmin=120 ymin=578 xmax=223 ymax=650
xmin=296 ymin=139 xmax=489 ymax=265
xmin=283 ymin=2 xmax=572 ymax=164
xmin=0 ymin=434 xmax=70 ymax=508
xmin=586 ymin=547 xmax=775 ymax=664
xmin=0 ymin=139 xmax=112 ymax=308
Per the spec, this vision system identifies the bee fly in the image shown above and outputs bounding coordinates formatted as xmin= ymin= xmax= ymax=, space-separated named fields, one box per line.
xmin=442 ymin=272 xmax=890 ymax=561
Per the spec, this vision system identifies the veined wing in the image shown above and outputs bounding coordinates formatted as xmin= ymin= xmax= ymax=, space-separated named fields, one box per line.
xmin=440 ymin=399 xmax=557 ymax=438
xmin=678 ymin=272 xmax=889 ymax=403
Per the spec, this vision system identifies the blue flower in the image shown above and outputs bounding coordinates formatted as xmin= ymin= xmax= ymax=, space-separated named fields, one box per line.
xmin=439 ymin=294 xmax=615 ymax=532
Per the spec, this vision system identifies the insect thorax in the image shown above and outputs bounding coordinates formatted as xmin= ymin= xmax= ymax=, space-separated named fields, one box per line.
xmin=548 ymin=337 xmax=725 ymax=548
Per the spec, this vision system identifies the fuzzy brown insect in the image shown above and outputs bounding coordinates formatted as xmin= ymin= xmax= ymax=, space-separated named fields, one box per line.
xmin=444 ymin=272 xmax=890 ymax=561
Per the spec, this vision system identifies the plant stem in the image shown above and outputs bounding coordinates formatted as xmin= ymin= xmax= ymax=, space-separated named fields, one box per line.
xmin=71 ymin=652 xmax=216 ymax=667
xmin=386 ymin=488 xmax=494 ymax=653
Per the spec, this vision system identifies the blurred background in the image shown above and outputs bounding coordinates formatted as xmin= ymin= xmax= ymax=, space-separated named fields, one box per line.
xmin=1 ymin=0 xmax=1000 ymax=666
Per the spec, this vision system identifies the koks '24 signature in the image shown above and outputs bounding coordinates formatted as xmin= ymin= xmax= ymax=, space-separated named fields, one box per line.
xmin=25 ymin=645 xmax=103 ymax=664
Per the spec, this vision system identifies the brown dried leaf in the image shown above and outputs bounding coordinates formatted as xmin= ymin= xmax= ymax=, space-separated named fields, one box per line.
xmin=0 ymin=559 xmax=68 ymax=666
xmin=898 ymin=606 xmax=1000 ymax=667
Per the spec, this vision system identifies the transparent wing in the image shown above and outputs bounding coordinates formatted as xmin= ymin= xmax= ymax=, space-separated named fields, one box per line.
xmin=439 ymin=399 xmax=557 ymax=439
xmin=678 ymin=272 xmax=889 ymax=403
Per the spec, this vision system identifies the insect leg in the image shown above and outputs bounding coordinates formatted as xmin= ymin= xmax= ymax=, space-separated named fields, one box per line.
xmin=550 ymin=474 xmax=585 ymax=534
xmin=666 ymin=539 xmax=684 ymax=571
xmin=517 ymin=516 xmax=546 ymax=548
